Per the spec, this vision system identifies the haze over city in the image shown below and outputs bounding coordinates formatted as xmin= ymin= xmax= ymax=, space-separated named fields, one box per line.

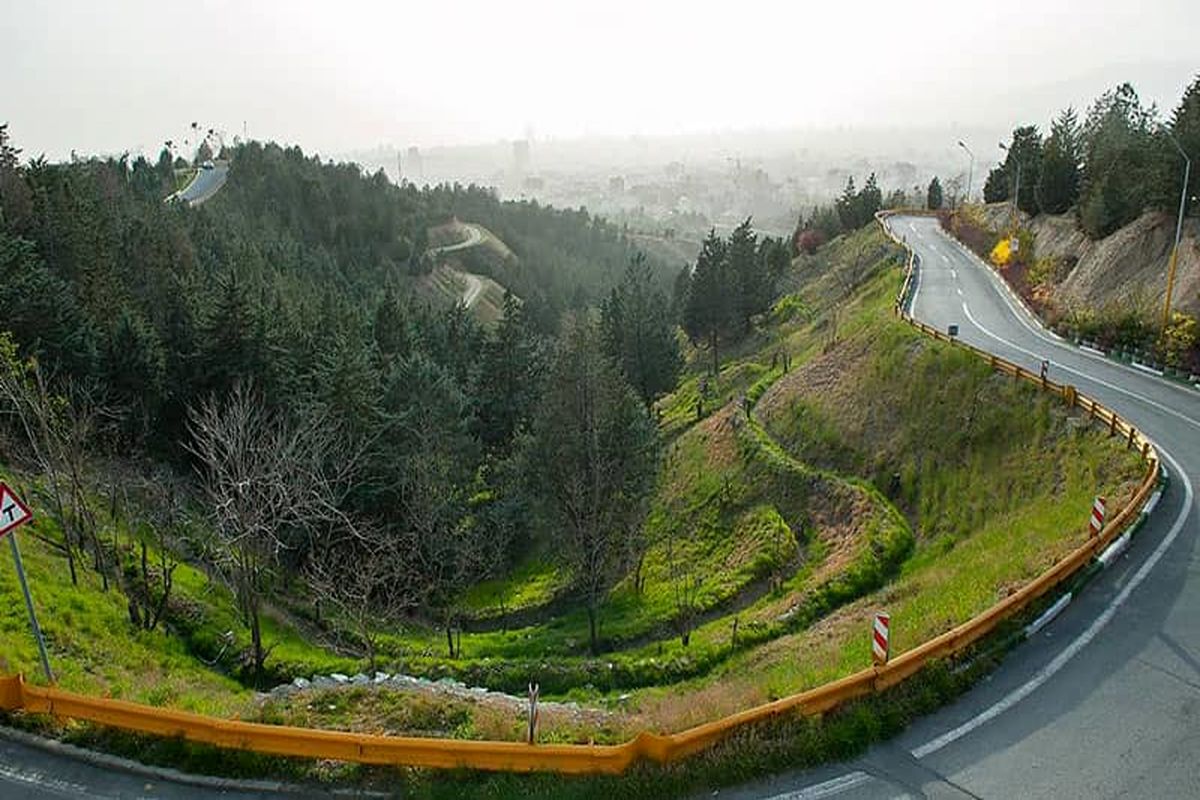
xmin=3 ymin=0 xmax=1197 ymax=160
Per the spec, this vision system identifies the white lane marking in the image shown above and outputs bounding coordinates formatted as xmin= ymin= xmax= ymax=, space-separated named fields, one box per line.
xmin=956 ymin=288 xmax=963 ymax=297
xmin=767 ymin=439 xmax=1193 ymax=796
xmin=765 ymin=771 xmax=871 ymax=799
xmin=0 ymin=763 xmax=91 ymax=799
xmin=912 ymin=442 xmax=1192 ymax=759
xmin=931 ymin=225 xmax=1198 ymax=401
xmin=950 ymin=269 xmax=957 ymax=280
xmin=957 ymin=301 xmax=1200 ymax=432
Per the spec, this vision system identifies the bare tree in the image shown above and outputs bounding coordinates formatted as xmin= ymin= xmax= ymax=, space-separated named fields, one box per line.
xmin=186 ymin=384 xmax=350 ymax=686
xmin=0 ymin=340 xmax=112 ymax=588
xmin=115 ymin=471 xmax=184 ymax=632
xmin=306 ymin=521 xmax=419 ymax=672
xmin=665 ymin=531 xmax=703 ymax=646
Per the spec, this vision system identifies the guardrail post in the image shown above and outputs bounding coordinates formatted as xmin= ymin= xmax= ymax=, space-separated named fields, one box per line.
xmin=1109 ymin=414 xmax=1118 ymax=437
xmin=1127 ymin=426 xmax=1136 ymax=449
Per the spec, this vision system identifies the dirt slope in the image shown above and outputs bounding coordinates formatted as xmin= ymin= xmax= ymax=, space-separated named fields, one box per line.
xmin=977 ymin=203 xmax=1200 ymax=316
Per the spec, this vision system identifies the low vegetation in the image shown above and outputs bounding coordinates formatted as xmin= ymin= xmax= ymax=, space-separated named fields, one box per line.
xmin=0 ymin=129 xmax=1147 ymax=799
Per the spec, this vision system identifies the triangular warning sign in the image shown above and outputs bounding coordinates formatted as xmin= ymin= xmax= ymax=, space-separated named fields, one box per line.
xmin=0 ymin=482 xmax=33 ymax=538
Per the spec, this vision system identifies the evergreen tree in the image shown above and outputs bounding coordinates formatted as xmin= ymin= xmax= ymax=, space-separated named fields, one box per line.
xmin=199 ymin=273 xmax=274 ymax=401
xmin=1156 ymin=74 xmax=1200 ymax=215
xmin=983 ymin=165 xmax=1009 ymax=203
xmin=835 ymin=176 xmax=858 ymax=230
xmin=1079 ymin=83 xmax=1158 ymax=237
xmin=682 ymin=230 xmax=731 ymax=375
xmin=926 ymin=176 xmax=944 ymax=210
xmin=1038 ymin=107 xmax=1083 ymax=214
xmin=858 ymin=173 xmax=883 ymax=223
xmin=527 ymin=317 xmax=658 ymax=655
xmin=103 ymin=309 xmax=167 ymax=445
xmin=600 ymin=255 xmax=683 ymax=409
xmin=999 ymin=126 xmax=1043 ymax=215
xmin=476 ymin=291 xmax=545 ymax=449
xmin=727 ymin=218 xmax=763 ymax=335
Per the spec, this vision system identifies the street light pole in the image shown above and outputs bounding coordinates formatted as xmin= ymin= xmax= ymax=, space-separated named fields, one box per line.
xmin=958 ymin=141 xmax=974 ymax=207
xmin=1162 ymin=128 xmax=1192 ymax=331
xmin=998 ymin=141 xmax=1021 ymax=232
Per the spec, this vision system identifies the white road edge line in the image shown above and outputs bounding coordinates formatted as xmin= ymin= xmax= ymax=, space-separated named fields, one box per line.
xmin=911 ymin=444 xmax=1191 ymax=760
xmin=958 ymin=301 xmax=1200 ymax=432
xmin=766 ymin=770 xmax=871 ymax=799
xmin=767 ymin=219 xmax=1193 ymax=798
xmin=767 ymin=444 xmax=1191 ymax=795
xmin=933 ymin=223 xmax=1199 ymax=398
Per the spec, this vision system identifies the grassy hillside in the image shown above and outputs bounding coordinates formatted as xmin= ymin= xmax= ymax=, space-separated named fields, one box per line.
xmin=0 ymin=223 xmax=1146 ymax=797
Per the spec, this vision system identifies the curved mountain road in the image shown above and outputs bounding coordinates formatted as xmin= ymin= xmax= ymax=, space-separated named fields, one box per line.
xmin=725 ymin=214 xmax=1200 ymax=800
xmin=4 ymin=216 xmax=1198 ymax=798
xmin=172 ymin=164 xmax=228 ymax=206
xmin=428 ymin=223 xmax=487 ymax=308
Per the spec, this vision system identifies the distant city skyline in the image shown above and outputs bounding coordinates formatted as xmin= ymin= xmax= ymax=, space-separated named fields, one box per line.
xmin=2 ymin=0 xmax=1197 ymax=161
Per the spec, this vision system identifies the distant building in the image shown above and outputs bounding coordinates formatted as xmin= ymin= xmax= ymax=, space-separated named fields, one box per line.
xmin=405 ymin=146 xmax=423 ymax=180
xmin=512 ymin=139 xmax=531 ymax=177
xmin=609 ymin=176 xmax=625 ymax=194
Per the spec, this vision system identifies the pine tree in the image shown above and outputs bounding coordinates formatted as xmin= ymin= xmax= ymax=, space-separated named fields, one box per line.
xmin=1157 ymin=74 xmax=1200 ymax=214
xmin=835 ymin=176 xmax=858 ymax=230
xmin=476 ymin=291 xmax=545 ymax=449
xmin=527 ymin=317 xmax=658 ymax=655
xmin=683 ymin=230 xmax=730 ymax=376
xmin=926 ymin=176 xmax=944 ymax=210
xmin=858 ymin=173 xmax=883 ymax=223
xmin=1079 ymin=83 xmax=1157 ymax=237
xmin=983 ymin=166 xmax=1009 ymax=203
xmin=103 ymin=310 xmax=167 ymax=445
xmin=1038 ymin=108 xmax=1082 ymax=214
xmin=600 ymin=255 xmax=683 ymax=409
xmin=726 ymin=218 xmax=762 ymax=335
xmin=999 ymin=126 xmax=1043 ymax=215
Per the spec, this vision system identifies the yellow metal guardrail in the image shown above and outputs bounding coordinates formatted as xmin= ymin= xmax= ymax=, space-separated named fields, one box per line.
xmin=0 ymin=212 xmax=1160 ymax=774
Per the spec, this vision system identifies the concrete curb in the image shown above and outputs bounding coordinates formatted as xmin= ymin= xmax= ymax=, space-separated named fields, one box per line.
xmin=0 ymin=724 xmax=387 ymax=797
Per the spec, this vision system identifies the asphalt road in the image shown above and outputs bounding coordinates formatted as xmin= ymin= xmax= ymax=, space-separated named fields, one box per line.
xmin=0 ymin=733 xmax=295 ymax=799
xmin=724 ymin=214 xmax=1200 ymax=799
xmin=175 ymin=165 xmax=228 ymax=206
xmin=5 ymin=215 xmax=1198 ymax=798
xmin=428 ymin=223 xmax=487 ymax=308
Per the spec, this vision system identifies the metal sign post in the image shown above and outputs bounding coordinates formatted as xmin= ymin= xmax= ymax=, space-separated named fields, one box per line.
xmin=527 ymin=682 xmax=540 ymax=744
xmin=1 ymin=483 xmax=54 ymax=683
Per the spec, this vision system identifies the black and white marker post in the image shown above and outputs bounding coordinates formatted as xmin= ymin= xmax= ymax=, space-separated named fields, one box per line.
xmin=1 ymin=482 xmax=54 ymax=683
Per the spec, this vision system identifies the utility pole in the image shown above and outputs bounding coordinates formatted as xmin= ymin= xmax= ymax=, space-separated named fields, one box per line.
xmin=1162 ymin=127 xmax=1192 ymax=331
xmin=958 ymin=141 xmax=974 ymax=208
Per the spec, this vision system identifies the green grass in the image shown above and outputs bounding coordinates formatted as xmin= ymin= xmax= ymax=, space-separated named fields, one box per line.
xmin=0 ymin=221 xmax=1149 ymax=794
xmin=459 ymin=557 xmax=571 ymax=620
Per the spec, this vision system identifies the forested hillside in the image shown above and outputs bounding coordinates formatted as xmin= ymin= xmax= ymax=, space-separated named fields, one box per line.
xmin=0 ymin=129 xmax=686 ymax=682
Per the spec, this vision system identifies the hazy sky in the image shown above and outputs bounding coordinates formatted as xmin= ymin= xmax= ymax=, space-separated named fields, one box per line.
xmin=3 ymin=0 xmax=1198 ymax=160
